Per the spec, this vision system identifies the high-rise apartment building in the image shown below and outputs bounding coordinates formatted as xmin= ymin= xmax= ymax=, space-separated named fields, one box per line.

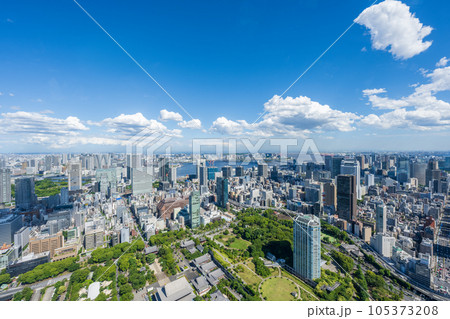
xmin=68 ymin=162 xmax=82 ymax=191
xmin=293 ymin=214 xmax=321 ymax=280
xmin=0 ymin=168 xmax=11 ymax=203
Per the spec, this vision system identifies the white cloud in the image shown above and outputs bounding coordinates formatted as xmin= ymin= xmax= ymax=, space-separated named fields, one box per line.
xmin=362 ymin=88 xmax=386 ymax=96
xmin=362 ymin=89 xmax=409 ymax=109
xmin=159 ymin=109 xmax=183 ymax=122
xmin=210 ymin=117 xmax=249 ymax=135
xmin=178 ymin=118 xmax=202 ymax=129
xmin=0 ymin=111 xmax=88 ymax=135
xmin=436 ymin=57 xmax=449 ymax=67
xmin=258 ymin=95 xmax=360 ymax=134
xmin=355 ymin=0 xmax=433 ymax=60
xmin=362 ymin=63 xmax=450 ymax=129
xmin=210 ymin=95 xmax=360 ymax=137
xmin=0 ymin=92 xmax=3 ymax=96
xmin=100 ymin=112 xmax=173 ymax=136
xmin=8 ymin=93 xmax=14 ymax=97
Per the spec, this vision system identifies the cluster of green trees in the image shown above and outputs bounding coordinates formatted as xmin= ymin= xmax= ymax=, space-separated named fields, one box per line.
xmin=66 ymin=268 xmax=90 ymax=301
xmin=13 ymin=287 xmax=33 ymax=301
xmin=201 ymin=219 xmax=226 ymax=232
xmin=34 ymin=179 xmax=68 ymax=197
xmin=52 ymin=280 xmax=67 ymax=301
xmin=233 ymin=209 xmax=294 ymax=264
xmin=253 ymin=258 xmax=271 ymax=277
xmin=181 ymin=248 xmax=204 ymax=261
xmin=149 ymin=229 xmax=190 ymax=246
xmin=330 ymin=250 xmax=354 ymax=273
xmin=315 ymin=269 xmax=356 ymax=301
xmin=88 ymin=240 xmax=145 ymax=264
xmin=321 ymin=222 xmax=351 ymax=243
xmin=19 ymin=257 xmax=79 ymax=284
xmin=0 ymin=273 xmax=11 ymax=285
xmin=91 ymin=263 xmax=116 ymax=282
xmin=364 ymin=251 xmax=411 ymax=290
xmin=353 ymin=266 xmax=370 ymax=300
xmin=158 ymin=245 xmax=177 ymax=276
xmin=117 ymin=275 xmax=134 ymax=301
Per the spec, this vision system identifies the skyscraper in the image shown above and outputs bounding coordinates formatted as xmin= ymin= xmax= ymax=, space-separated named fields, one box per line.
xmin=169 ymin=165 xmax=177 ymax=184
xmin=425 ymin=159 xmax=439 ymax=186
xmin=15 ymin=177 xmax=37 ymax=210
xmin=336 ymin=175 xmax=357 ymax=221
xmin=68 ymin=162 xmax=82 ymax=191
xmin=0 ymin=168 xmax=11 ymax=203
xmin=375 ymin=202 xmax=387 ymax=234
xmin=199 ymin=165 xmax=208 ymax=186
xmin=331 ymin=156 xmax=343 ymax=178
xmin=365 ymin=173 xmax=375 ymax=187
xmin=293 ymin=214 xmax=321 ymax=280
xmin=235 ymin=166 xmax=244 ymax=177
xmin=412 ymin=162 xmax=427 ymax=186
xmin=340 ymin=159 xmax=361 ymax=200
xmin=323 ymin=182 xmax=336 ymax=210
xmin=221 ymin=166 xmax=232 ymax=178
xmin=216 ymin=177 xmax=228 ymax=208
xmin=258 ymin=163 xmax=268 ymax=178
xmin=189 ymin=190 xmax=201 ymax=229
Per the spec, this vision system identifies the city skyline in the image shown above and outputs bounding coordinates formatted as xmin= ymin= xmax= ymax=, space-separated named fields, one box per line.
xmin=1 ymin=0 xmax=450 ymax=153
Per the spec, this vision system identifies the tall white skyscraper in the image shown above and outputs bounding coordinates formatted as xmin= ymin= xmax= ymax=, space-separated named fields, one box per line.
xmin=293 ymin=214 xmax=321 ymax=280
xmin=0 ymin=168 xmax=11 ymax=203
xmin=68 ymin=162 xmax=82 ymax=191
xmin=340 ymin=159 xmax=361 ymax=200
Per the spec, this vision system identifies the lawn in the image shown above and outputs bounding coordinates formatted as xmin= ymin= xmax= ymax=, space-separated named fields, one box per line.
xmin=281 ymin=270 xmax=319 ymax=301
xmin=236 ymin=265 xmax=262 ymax=286
xmin=218 ymin=235 xmax=251 ymax=250
xmin=321 ymin=233 xmax=338 ymax=244
xmin=228 ymin=238 xmax=251 ymax=250
xmin=260 ymin=277 xmax=298 ymax=301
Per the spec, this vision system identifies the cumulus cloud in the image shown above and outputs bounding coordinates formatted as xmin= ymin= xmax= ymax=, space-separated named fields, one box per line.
xmin=100 ymin=113 xmax=166 ymax=135
xmin=361 ymin=62 xmax=450 ymax=129
xmin=210 ymin=117 xmax=250 ymax=135
xmin=211 ymin=95 xmax=360 ymax=137
xmin=362 ymin=89 xmax=409 ymax=110
xmin=159 ymin=109 xmax=183 ymax=122
xmin=355 ymin=0 xmax=433 ymax=60
xmin=178 ymin=118 xmax=202 ymax=129
xmin=0 ymin=111 xmax=88 ymax=135
xmin=99 ymin=112 xmax=182 ymax=138
xmin=258 ymin=95 xmax=360 ymax=134
xmin=436 ymin=57 xmax=449 ymax=68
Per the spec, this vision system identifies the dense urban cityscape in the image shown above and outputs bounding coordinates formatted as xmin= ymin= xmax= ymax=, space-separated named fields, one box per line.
xmin=0 ymin=152 xmax=449 ymax=301
xmin=1 ymin=0 xmax=449 ymax=314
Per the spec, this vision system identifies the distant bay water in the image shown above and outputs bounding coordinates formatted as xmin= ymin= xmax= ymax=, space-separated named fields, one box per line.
xmin=176 ymin=160 xmax=279 ymax=177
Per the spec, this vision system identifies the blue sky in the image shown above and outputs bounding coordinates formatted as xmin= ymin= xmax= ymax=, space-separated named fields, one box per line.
xmin=0 ymin=0 xmax=449 ymax=153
